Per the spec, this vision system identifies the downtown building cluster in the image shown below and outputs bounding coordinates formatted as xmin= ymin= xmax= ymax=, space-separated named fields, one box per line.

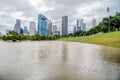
xmin=12 ymin=14 xmax=94 ymax=36
xmin=13 ymin=14 xmax=61 ymax=36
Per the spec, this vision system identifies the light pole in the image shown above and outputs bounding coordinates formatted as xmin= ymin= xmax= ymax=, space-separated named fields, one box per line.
xmin=107 ymin=7 xmax=110 ymax=32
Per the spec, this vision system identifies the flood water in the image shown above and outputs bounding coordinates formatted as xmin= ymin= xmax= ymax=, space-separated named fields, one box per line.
xmin=0 ymin=41 xmax=120 ymax=80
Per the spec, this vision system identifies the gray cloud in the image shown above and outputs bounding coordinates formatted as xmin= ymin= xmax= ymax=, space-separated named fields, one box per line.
xmin=0 ymin=0 xmax=120 ymax=32
xmin=45 ymin=0 xmax=120 ymax=30
xmin=0 ymin=0 xmax=38 ymax=29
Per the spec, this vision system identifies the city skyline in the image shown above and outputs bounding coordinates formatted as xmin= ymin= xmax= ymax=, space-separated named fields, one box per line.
xmin=0 ymin=0 xmax=120 ymax=33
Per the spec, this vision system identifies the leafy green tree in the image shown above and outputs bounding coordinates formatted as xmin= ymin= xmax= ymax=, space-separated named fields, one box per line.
xmin=29 ymin=34 xmax=41 ymax=41
xmin=9 ymin=31 xmax=19 ymax=36
xmin=46 ymin=35 xmax=53 ymax=40
xmin=53 ymin=35 xmax=61 ymax=39
xmin=2 ymin=35 xmax=7 ymax=41
xmin=2 ymin=31 xmax=21 ymax=41
xmin=68 ymin=33 xmax=74 ymax=37
xmin=110 ymin=16 xmax=120 ymax=31
xmin=21 ymin=35 xmax=29 ymax=40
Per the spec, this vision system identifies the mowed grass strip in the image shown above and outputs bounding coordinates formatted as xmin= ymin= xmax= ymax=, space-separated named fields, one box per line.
xmin=60 ymin=31 xmax=120 ymax=48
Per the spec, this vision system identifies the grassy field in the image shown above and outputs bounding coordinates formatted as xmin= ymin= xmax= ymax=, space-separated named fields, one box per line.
xmin=60 ymin=31 xmax=120 ymax=48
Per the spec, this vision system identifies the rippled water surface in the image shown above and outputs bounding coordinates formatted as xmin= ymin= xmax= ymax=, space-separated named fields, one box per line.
xmin=0 ymin=41 xmax=120 ymax=80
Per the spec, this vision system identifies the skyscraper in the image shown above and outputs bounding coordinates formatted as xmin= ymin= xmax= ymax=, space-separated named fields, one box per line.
xmin=14 ymin=19 xmax=21 ymax=34
xmin=53 ymin=25 xmax=57 ymax=33
xmin=29 ymin=22 xmax=36 ymax=36
xmin=23 ymin=26 xmax=29 ymax=36
xmin=62 ymin=16 xmax=68 ymax=35
xmin=53 ymin=25 xmax=57 ymax=35
xmin=73 ymin=26 xmax=76 ymax=33
xmin=92 ymin=18 xmax=97 ymax=27
xmin=20 ymin=28 xmax=23 ymax=34
xmin=83 ymin=23 xmax=86 ymax=31
xmin=48 ymin=20 xmax=52 ymax=35
xmin=38 ymin=14 xmax=48 ymax=35
xmin=77 ymin=19 xmax=83 ymax=31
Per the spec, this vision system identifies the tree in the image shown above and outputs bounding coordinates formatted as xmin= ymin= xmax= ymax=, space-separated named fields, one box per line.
xmin=2 ymin=31 xmax=21 ymax=42
xmin=29 ymin=34 xmax=41 ymax=41
xmin=9 ymin=31 xmax=19 ymax=36
xmin=46 ymin=35 xmax=53 ymax=40
xmin=110 ymin=16 xmax=120 ymax=31
xmin=21 ymin=35 xmax=28 ymax=40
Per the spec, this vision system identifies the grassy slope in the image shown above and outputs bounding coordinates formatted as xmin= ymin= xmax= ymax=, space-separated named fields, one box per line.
xmin=60 ymin=31 xmax=120 ymax=48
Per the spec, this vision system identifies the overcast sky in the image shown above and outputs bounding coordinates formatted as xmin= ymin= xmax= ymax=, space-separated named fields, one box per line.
xmin=0 ymin=0 xmax=120 ymax=32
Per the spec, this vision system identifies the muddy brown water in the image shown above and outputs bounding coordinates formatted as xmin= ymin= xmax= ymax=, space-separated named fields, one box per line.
xmin=0 ymin=41 xmax=120 ymax=80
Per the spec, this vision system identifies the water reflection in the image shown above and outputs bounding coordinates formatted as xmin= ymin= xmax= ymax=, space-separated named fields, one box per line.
xmin=62 ymin=42 xmax=68 ymax=63
xmin=38 ymin=46 xmax=50 ymax=62
xmin=0 ymin=41 xmax=120 ymax=80
xmin=117 ymin=72 xmax=120 ymax=80
xmin=48 ymin=42 xmax=68 ymax=80
xmin=100 ymin=46 xmax=120 ymax=63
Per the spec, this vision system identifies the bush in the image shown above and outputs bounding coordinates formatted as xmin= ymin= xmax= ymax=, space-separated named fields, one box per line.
xmin=29 ymin=34 xmax=41 ymax=41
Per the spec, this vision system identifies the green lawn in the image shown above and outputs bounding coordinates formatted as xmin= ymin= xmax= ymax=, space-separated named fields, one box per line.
xmin=60 ymin=31 xmax=120 ymax=48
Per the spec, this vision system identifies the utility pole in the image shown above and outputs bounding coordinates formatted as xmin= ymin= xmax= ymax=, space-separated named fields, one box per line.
xmin=107 ymin=7 xmax=110 ymax=32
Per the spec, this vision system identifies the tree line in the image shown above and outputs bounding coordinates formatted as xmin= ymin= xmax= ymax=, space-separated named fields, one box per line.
xmin=1 ymin=31 xmax=60 ymax=42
